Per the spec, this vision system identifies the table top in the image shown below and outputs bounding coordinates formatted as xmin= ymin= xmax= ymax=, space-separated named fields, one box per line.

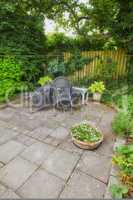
xmin=73 ymin=87 xmax=88 ymax=93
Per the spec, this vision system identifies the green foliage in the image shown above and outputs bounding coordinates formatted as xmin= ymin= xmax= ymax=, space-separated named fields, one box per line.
xmin=115 ymin=144 xmax=133 ymax=156
xmin=111 ymin=144 xmax=133 ymax=198
xmin=0 ymin=57 xmax=22 ymax=81
xmin=67 ymin=50 xmax=92 ymax=75
xmin=46 ymin=33 xmax=74 ymax=52
xmin=48 ymin=59 xmax=66 ymax=77
xmin=89 ymin=81 xmax=105 ymax=94
xmin=94 ymin=57 xmax=117 ymax=82
xmin=0 ymin=0 xmax=46 ymax=82
xmin=110 ymin=184 xmax=128 ymax=199
xmin=38 ymin=76 xmax=52 ymax=86
xmin=0 ymin=57 xmax=25 ymax=102
xmin=101 ymin=81 xmax=133 ymax=108
xmin=112 ymin=111 xmax=133 ymax=137
xmin=47 ymin=51 xmax=91 ymax=77
xmin=113 ymin=144 xmax=133 ymax=176
xmin=71 ymin=122 xmax=102 ymax=142
xmin=46 ymin=33 xmax=109 ymax=51
xmin=116 ymin=95 xmax=133 ymax=116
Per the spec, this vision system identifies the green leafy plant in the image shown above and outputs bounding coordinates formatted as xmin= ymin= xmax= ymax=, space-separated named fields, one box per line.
xmin=71 ymin=122 xmax=102 ymax=142
xmin=67 ymin=50 xmax=92 ymax=75
xmin=110 ymin=144 xmax=133 ymax=199
xmin=89 ymin=81 xmax=105 ymax=94
xmin=110 ymin=184 xmax=128 ymax=199
xmin=38 ymin=76 xmax=52 ymax=86
xmin=48 ymin=59 xmax=66 ymax=77
xmin=113 ymin=144 xmax=133 ymax=176
xmin=0 ymin=57 xmax=25 ymax=102
xmin=117 ymin=95 xmax=133 ymax=116
xmin=94 ymin=57 xmax=117 ymax=82
xmin=112 ymin=111 xmax=133 ymax=137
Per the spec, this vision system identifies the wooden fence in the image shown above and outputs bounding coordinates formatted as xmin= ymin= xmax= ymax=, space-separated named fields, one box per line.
xmin=64 ymin=49 xmax=128 ymax=81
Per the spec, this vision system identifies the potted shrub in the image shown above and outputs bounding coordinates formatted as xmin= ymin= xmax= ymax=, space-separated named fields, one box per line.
xmin=70 ymin=121 xmax=103 ymax=150
xmin=89 ymin=81 xmax=105 ymax=101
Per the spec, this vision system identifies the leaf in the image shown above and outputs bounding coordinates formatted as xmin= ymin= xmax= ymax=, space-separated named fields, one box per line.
xmin=110 ymin=184 xmax=128 ymax=199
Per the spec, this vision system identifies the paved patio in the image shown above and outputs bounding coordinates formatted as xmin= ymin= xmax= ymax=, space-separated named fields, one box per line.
xmin=0 ymin=102 xmax=116 ymax=198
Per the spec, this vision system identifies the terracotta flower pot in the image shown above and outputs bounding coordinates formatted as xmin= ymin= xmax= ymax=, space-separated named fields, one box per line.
xmin=71 ymin=122 xmax=104 ymax=150
xmin=71 ymin=135 xmax=103 ymax=150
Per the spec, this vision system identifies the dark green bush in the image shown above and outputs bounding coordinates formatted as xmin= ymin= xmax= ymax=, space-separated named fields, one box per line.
xmin=0 ymin=1 xmax=46 ymax=83
xmin=46 ymin=32 xmax=114 ymax=52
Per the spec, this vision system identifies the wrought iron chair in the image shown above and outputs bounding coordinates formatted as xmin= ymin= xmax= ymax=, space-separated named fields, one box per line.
xmin=51 ymin=76 xmax=81 ymax=110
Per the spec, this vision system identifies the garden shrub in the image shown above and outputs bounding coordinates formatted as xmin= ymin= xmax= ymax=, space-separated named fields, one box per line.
xmin=0 ymin=57 xmax=22 ymax=81
xmin=48 ymin=59 xmax=66 ymax=78
xmin=112 ymin=111 xmax=133 ymax=137
xmin=46 ymin=33 xmax=112 ymax=52
xmin=120 ymin=95 xmax=133 ymax=116
xmin=0 ymin=1 xmax=46 ymax=83
xmin=94 ymin=57 xmax=117 ymax=82
xmin=110 ymin=144 xmax=133 ymax=198
xmin=0 ymin=57 xmax=26 ymax=102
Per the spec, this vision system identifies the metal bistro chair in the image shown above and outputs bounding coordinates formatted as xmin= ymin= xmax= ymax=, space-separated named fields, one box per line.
xmin=51 ymin=76 xmax=82 ymax=110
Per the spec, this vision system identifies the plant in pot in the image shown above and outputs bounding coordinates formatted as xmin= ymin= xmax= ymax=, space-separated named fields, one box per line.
xmin=89 ymin=81 xmax=105 ymax=101
xmin=70 ymin=121 xmax=103 ymax=150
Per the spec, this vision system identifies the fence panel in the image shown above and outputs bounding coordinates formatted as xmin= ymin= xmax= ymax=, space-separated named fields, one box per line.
xmin=64 ymin=49 xmax=128 ymax=81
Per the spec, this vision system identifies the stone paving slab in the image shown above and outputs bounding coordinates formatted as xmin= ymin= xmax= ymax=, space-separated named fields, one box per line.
xmin=17 ymin=168 xmax=65 ymax=198
xmin=94 ymin=135 xmax=115 ymax=157
xmin=1 ymin=189 xmax=20 ymax=198
xmin=59 ymin=136 xmax=83 ymax=155
xmin=77 ymin=151 xmax=111 ymax=184
xmin=26 ymin=126 xmax=52 ymax=141
xmin=13 ymin=134 xmax=37 ymax=146
xmin=21 ymin=141 xmax=55 ymax=165
xmin=43 ymin=119 xmax=60 ymax=129
xmin=50 ymin=127 xmax=69 ymax=140
xmin=0 ymin=127 xmax=19 ymax=145
xmin=0 ymin=162 xmax=4 ymax=168
xmin=0 ymin=183 xmax=7 ymax=196
xmin=0 ymin=140 xmax=25 ymax=164
xmin=42 ymin=148 xmax=80 ymax=180
xmin=43 ymin=135 xmax=62 ymax=146
xmin=0 ymin=107 xmax=16 ymax=121
xmin=0 ymin=157 xmax=37 ymax=190
xmin=0 ymin=102 xmax=116 ymax=198
xmin=60 ymin=169 xmax=106 ymax=199
xmin=9 ymin=114 xmax=44 ymax=131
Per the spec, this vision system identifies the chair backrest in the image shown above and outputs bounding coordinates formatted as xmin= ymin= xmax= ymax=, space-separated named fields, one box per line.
xmin=52 ymin=76 xmax=71 ymax=89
